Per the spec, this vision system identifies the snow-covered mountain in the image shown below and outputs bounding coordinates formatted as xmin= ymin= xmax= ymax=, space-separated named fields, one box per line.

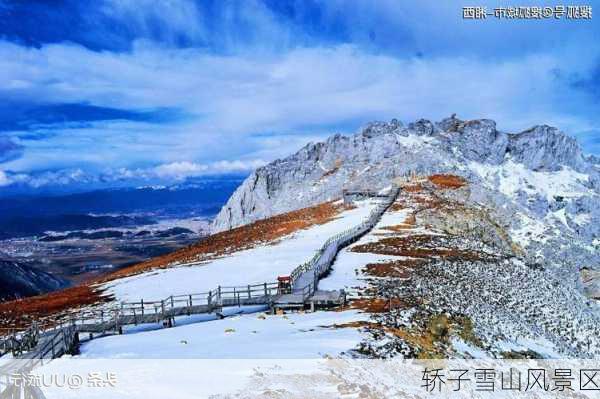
xmin=213 ymin=115 xmax=599 ymax=285
xmin=214 ymin=116 xmax=598 ymax=230
xmin=3 ymin=116 xmax=600 ymax=395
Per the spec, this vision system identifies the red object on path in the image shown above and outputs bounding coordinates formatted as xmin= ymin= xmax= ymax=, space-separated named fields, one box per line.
xmin=277 ymin=275 xmax=292 ymax=294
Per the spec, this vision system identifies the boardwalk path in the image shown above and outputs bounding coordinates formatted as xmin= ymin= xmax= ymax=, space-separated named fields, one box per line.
xmin=0 ymin=185 xmax=399 ymax=375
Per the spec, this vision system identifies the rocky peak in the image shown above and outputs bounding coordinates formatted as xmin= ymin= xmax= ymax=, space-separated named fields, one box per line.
xmin=450 ymin=118 xmax=508 ymax=165
xmin=212 ymin=115 xmax=597 ymax=233
xmin=408 ymin=119 xmax=435 ymax=136
xmin=508 ymin=125 xmax=586 ymax=172
xmin=361 ymin=119 xmax=403 ymax=138
xmin=436 ymin=114 xmax=462 ymax=132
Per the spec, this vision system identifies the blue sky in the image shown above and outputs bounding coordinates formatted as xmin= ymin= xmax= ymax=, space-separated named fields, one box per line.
xmin=0 ymin=0 xmax=599 ymax=192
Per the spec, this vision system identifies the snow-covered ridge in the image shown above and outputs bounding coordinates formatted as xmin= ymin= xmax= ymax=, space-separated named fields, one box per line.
xmin=103 ymin=200 xmax=380 ymax=302
xmin=212 ymin=115 xmax=598 ymax=233
xmin=212 ymin=115 xmax=599 ymax=297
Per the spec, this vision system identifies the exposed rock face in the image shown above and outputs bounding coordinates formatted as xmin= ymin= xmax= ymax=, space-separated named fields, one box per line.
xmin=582 ymin=268 xmax=600 ymax=300
xmin=450 ymin=119 xmax=508 ymax=165
xmin=508 ymin=125 xmax=587 ymax=171
xmin=212 ymin=114 xmax=599 ymax=289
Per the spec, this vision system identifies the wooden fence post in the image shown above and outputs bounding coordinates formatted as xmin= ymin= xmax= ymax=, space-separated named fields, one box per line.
xmin=248 ymin=284 xmax=251 ymax=299
xmin=264 ymin=283 xmax=268 ymax=297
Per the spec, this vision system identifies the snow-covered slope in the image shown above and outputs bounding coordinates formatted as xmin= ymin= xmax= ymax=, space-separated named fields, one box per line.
xmin=212 ymin=117 xmax=598 ymax=233
xmin=102 ymin=199 xmax=379 ymax=302
xmin=55 ymin=173 xmax=600 ymax=364
xmin=77 ymin=309 xmax=367 ymax=359
xmin=213 ymin=115 xmax=599 ymax=289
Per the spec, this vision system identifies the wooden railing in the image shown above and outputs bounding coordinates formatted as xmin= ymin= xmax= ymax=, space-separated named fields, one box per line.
xmin=290 ymin=185 xmax=400 ymax=298
xmin=1 ymin=281 xmax=280 ymax=358
xmin=0 ymin=185 xmax=399 ymax=360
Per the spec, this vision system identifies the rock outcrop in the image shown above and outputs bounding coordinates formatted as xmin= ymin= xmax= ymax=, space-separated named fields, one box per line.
xmin=507 ymin=125 xmax=587 ymax=171
xmin=214 ymin=116 xmax=596 ymax=226
xmin=212 ymin=114 xmax=599 ymax=289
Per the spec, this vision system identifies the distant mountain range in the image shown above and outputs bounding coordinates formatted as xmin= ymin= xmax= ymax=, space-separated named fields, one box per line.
xmin=0 ymin=178 xmax=242 ymax=239
xmin=0 ymin=214 xmax=155 ymax=240
xmin=0 ymin=259 xmax=67 ymax=301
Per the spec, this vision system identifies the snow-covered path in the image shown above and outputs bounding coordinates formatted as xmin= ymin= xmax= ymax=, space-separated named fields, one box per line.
xmin=319 ymin=205 xmax=413 ymax=294
xmin=103 ymin=200 xmax=379 ymax=302
xmin=77 ymin=309 xmax=367 ymax=359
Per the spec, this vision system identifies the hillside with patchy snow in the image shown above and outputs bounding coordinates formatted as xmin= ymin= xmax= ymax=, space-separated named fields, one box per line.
xmin=213 ymin=115 xmax=599 ymax=292
xmin=3 ymin=116 xmax=600 ymax=399
xmin=32 ymin=174 xmax=600 ymax=399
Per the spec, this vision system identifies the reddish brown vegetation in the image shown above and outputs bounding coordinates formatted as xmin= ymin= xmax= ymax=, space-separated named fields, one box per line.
xmin=0 ymin=201 xmax=344 ymax=327
xmin=389 ymin=203 xmax=404 ymax=211
xmin=0 ymin=285 xmax=110 ymax=328
xmin=350 ymin=297 xmax=407 ymax=313
xmin=380 ymin=213 xmax=417 ymax=233
xmin=351 ymin=234 xmax=489 ymax=260
xmin=363 ymin=259 xmax=427 ymax=278
xmin=412 ymin=192 xmax=446 ymax=209
xmin=428 ymin=174 xmax=467 ymax=189
xmin=402 ymin=183 xmax=423 ymax=192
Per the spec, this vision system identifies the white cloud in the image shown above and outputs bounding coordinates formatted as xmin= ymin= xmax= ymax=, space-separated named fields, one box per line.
xmin=152 ymin=160 xmax=267 ymax=180
xmin=1 ymin=32 xmax=599 ymax=181
xmin=3 ymin=159 xmax=267 ymax=188
xmin=0 ymin=170 xmax=10 ymax=186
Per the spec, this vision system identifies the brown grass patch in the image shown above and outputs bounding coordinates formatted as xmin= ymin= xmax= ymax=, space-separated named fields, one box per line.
xmin=0 ymin=285 xmax=109 ymax=328
xmin=428 ymin=174 xmax=467 ymax=189
xmin=413 ymin=195 xmax=443 ymax=210
xmin=0 ymin=201 xmax=344 ymax=328
xmin=379 ymin=225 xmax=411 ymax=233
xmin=350 ymin=297 xmax=408 ymax=313
xmin=380 ymin=213 xmax=416 ymax=233
xmin=389 ymin=201 xmax=411 ymax=211
xmin=351 ymin=234 xmax=490 ymax=261
xmin=387 ymin=314 xmax=450 ymax=359
xmin=402 ymin=184 xmax=423 ymax=192
xmin=363 ymin=259 xmax=427 ymax=278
